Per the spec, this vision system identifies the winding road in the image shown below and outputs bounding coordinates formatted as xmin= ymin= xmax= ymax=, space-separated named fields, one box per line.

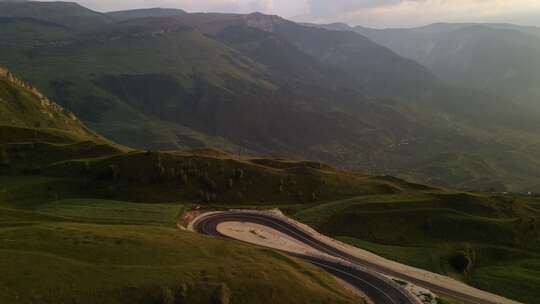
xmin=191 ymin=210 xmax=521 ymax=304
xmin=193 ymin=211 xmax=417 ymax=304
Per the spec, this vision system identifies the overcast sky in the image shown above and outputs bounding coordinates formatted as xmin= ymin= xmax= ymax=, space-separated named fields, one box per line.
xmin=51 ymin=0 xmax=540 ymax=28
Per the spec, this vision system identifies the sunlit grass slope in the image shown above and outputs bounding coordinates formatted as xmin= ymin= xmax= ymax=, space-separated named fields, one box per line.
xmin=0 ymin=206 xmax=359 ymax=304
xmin=293 ymin=192 xmax=540 ymax=304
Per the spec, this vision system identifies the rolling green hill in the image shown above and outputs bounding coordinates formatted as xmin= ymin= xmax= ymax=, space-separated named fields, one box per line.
xmin=292 ymin=192 xmax=540 ymax=304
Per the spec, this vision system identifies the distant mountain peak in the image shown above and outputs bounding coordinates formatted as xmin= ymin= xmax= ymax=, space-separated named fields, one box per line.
xmin=323 ymin=22 xmax=353 ymax=31
xmin=106 ymin=7 xmax=187 ymax=22
xmin=0 ymin=0 xmax=112 ymax=29
xmin=244 ymin=12 xmax=288 ymax=32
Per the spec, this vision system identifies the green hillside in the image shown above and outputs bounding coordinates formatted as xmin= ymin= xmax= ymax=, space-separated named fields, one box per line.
xmin=0 ymin=69 xmax=364 ymax=303
xmin=0 ymin=67 xmax=91 ymax=135
xmin=106 ymin=8 xmax=186 ymax=22
xmin=0 ymin=67 xmax=126 ymax=175
xmin=0 ymin=205 xmax=360 ymax=304
xmin=0 ymin=0 xmax=112 ymax=29
xmin=0 ymin=16 xmax=72 ymax=45
xmin=293 ymin=192 xmax=540 ymax=304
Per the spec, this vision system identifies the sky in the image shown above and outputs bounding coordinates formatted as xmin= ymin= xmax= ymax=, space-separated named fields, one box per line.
xmin=47 ymin=0 xmax=540 ymax=28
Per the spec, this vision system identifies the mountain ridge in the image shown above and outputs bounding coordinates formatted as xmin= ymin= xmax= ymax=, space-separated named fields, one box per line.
xmin=0 ymin=0 xmax=113 ymax=29
xmin=0 ymin=66 xmax=93 ymax=136
xmin=2 ymin=3 xmax=540 ymax=192
xmin=307 ymin=21 xmax=540 ymax=107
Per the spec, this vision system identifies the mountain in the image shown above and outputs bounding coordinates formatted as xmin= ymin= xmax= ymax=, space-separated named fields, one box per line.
xmin=0 ymin=0 xmax=111 ymax=29
xmin=349 ymin=23 xmax=540 ymax=106
xmin=241 ymin=13 xmax=436 ymax=96
xmin=106 ymin=8 xmax=186 ymax=22
xmin=0 ymin=66 xmax=94 ymax=138
xmin=0 ymin=66 xmax=126 ymax=173
xmin=0 ymin=16 xmax=73 ymax=46
xmin=2 ymin=2 xmax=540 ymax=192
xmin=0 ymin=9 xmax=441 ymax=157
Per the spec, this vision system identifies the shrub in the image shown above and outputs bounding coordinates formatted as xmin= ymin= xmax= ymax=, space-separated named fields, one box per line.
xmin=212 ymin=283 xmax=231 ymax=304
xmin=448 ymin=251 xmax=471 ymax=273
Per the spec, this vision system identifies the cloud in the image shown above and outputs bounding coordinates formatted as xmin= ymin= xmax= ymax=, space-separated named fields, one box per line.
xmin=60 ymin=0 xmax=280 ymax=14
xmin=307 ymin=0 xmax=401 ymax=17
xmin=246 ymin=0 xmax=275 ymax=12
xmin=299 ymin=0 xmax=540 ymax=28
xmin=39 ymin=0 xmax=540 ymax=27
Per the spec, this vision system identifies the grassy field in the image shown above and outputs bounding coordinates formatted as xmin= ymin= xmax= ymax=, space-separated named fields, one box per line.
xmin=292 ymin=192 xmax=540 ymax=304
xmin=0 ymin=202 xmax=361 ymax=304
xmin=36 ymin=199 xmax=184 ymax=225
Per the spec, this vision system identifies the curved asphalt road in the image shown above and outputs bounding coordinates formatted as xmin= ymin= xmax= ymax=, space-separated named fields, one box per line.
xmin=193 ymin=211 xmax=416 ymax=304
xmin=193 ymin=211 xmax=516 ymax=304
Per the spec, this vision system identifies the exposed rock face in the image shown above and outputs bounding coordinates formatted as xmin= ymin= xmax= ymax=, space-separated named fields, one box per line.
xmin=244 ymin=12 xmax=286 ymax=32
xmin=0 ymin=67 xmax=89 ymax=131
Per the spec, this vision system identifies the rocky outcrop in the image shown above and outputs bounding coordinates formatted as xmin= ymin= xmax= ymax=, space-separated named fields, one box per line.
xmin=244 ymin=12 xmax=287 ymax=32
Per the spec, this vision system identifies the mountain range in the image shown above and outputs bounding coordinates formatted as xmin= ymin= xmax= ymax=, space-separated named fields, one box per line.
xmin=313 ymin=22 xmax=540 ymax=107
xmin=1 ymin=1 xmax=540 ymax=192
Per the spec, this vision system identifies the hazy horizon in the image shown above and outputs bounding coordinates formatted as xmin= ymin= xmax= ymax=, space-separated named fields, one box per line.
xmin=35 ymin=0 xmax=540 ymax=28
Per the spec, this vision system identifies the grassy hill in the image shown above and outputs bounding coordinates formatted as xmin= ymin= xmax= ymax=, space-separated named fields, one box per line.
xmin=292 ymin=192 xmax=540 ymax=304
xmin=0 ymin=204 xmax=361 ymax=304
xmin=1 ymin=67 xmax=92 ymax=135
xmin=0 ymin=67 xmax=125 ymax=175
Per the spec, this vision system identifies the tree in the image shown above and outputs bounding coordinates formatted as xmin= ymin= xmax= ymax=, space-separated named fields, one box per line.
xmin=0 ymin=147 xmax=9 ymax=166
xmin=448 ymin=251 xmax=472 ymax=274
